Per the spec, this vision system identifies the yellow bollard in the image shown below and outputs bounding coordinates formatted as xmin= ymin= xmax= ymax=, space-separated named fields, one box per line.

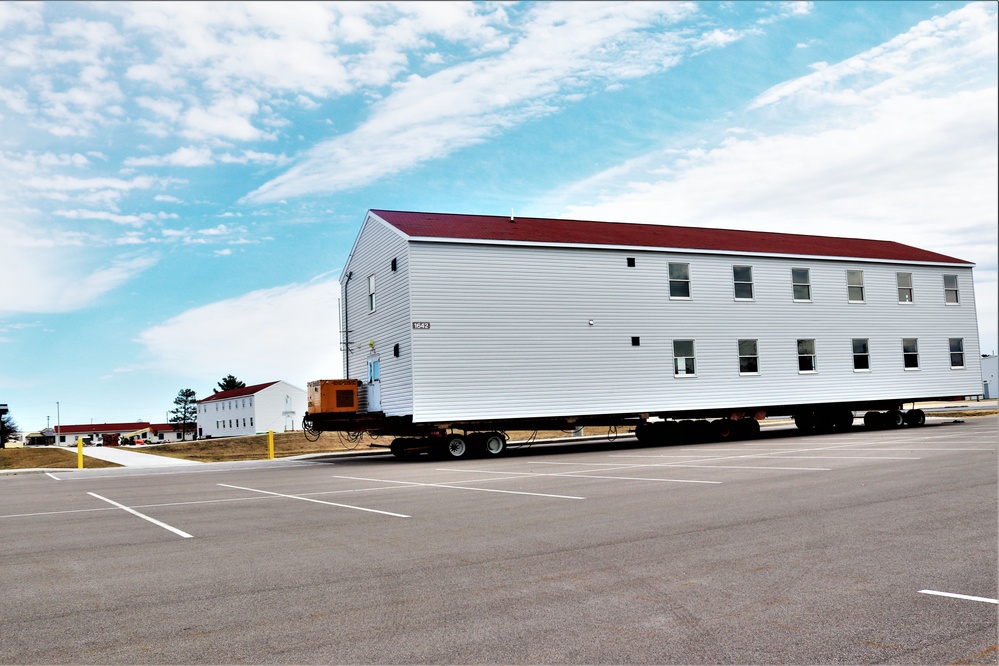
xmin=268 ymin=430 xmax=274 ymax=460
xmin=77 ymin=437 xmax=83 ymax=469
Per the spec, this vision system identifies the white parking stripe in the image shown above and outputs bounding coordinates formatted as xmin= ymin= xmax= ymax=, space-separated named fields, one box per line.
xmin=530 ymin=461 xmax=831 ymax=471
xmin=441 ymin=468 xmax=719 ymax=484
xmin=218 ymin=483 xmax=410 ymax=518
xmin=88 ymin=492 xmax=193 ymax=539
xmin=45 ymin=473 xmax=60 ymax=480
xmin=919 ymin=590 xmax=999 ymax=604
xmin=331 ymin=475 xmax=587 ymax=499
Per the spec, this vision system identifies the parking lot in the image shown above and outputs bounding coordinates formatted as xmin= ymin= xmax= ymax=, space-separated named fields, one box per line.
xmin=2 ymin=417 xmax=996 ymax=664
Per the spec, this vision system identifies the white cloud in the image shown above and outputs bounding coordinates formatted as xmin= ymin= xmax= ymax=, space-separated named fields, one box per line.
xmin=0 ymin=217 xmax=158 ymax=315
xmin=557 ymin=3 xmax=998 ymax=353
xmin=137 ymin=277 xmax=343 ymax=387
xmin=125 ymin=145 xmax=214 ymax=167
xmin=243 ymin=2 xmax=707 ymax=202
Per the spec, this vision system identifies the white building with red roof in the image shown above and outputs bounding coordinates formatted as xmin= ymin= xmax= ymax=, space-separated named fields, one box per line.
xmin=336 ymin=209 xmax=982 ymax=425
xmin=40 ymin=422 xmax=188 ymax=446
xmin=196 ymin=381 xmax=306 ymax=439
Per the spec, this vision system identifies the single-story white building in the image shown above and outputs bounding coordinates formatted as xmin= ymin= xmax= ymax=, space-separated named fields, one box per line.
xmin=35 ymin=422 xmax=189 ymax=446
xmin=196 ymin=380 xmax=306 ymax=439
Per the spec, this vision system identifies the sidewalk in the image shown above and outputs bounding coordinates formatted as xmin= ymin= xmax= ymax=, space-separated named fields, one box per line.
xmin=70 ymin=445 xmax=201 ymax=467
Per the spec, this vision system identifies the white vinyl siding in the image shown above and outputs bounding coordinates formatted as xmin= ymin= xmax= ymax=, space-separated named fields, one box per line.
xmin=342 ymin=215 xmax=414 ymax=416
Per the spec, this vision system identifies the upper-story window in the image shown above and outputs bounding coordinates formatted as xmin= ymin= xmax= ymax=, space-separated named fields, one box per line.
xmin=797 ymin=338 xmax=816 ymax=372
xmin=367 ymin=274 xmax=377 ymax=312
xmin=792 ymin=268 xmax=811 ymax=301
xmin=897 ymin=272 xmax=913 ymax=303
xmin=668 ymin=263 xmax=690 ymax=299
xmin=733 ymin=266 xmax=754 ymax=300
xmin=902 ymin=338 xmax=919 ymax=369
xmin=847 ymin=270 xmax=865 ymax=303
xmin=943 ymin=275 xmax=960 ymax=304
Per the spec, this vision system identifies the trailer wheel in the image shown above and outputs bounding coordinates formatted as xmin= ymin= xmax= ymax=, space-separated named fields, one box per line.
xmin=440 ymin=435 xmax=470 ymax=459
xmin=793 ymin=412 xmax=815 ymax=432
xmin=863 ymin=411 xmax=882 ymax=429
xmin=711 ymin=419 xmax=733 ymax=440
xmin=740 ymin=418 xmax=761 ymax=439
xmin=833 ymin=409 xmax=855 ymax=431
xmin=885 ymin=410 xmax=905 ymax=428
xmin=904 ymin=409 xmax=926 ymax=427
xmin=482 ymin=432 xmax=506 ymax=456
xmin=390 ymin=438 xmax=419 ymax=460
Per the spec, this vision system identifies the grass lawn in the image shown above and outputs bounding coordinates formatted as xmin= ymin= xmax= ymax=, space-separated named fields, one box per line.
xmin=0 ymin=447 xmax=121 ymax=470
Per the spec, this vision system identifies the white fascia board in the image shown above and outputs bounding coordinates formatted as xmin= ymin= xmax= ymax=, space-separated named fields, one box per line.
xmin=339 ymin=211 xmax=412 ymax=283
xmin=405 ymin=236 xmax=975 ymax=268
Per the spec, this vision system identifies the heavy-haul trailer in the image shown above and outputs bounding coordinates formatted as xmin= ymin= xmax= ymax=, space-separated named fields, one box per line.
xmin=303 ymin=210 xmax=983 ymax=459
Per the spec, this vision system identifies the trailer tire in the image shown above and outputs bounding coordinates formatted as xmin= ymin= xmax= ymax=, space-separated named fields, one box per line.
xmin=481 ymin=432 xmax=506 ymax=456
xmin=904 ymin=409 xmax=926 ymax=427
xmin=863 ymin=411 xmax=882 ymax=429
xmin=440 ymin=435 xmax=470 ymax=459
xmin=391 ymin=438 xmax=419 ymax=460
xmin=741 ymin=418 xmax=761 ymax=439
xmin=833 ymin=409 xmax=855 ymax=431
xmin=711 ymin=419 xmax=733 ymax=440
xmin=793 ymin=412 xmax=815 ymax=432
xmin=885 ymin=410 xmax=905 ymax=428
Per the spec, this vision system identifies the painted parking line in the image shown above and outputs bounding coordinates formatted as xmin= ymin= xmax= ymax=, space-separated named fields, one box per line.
xmin=87 ymin=492 xmax=193 ymax=539
xmin=330 ymin=474 xmax=587 ymax=499
xmin=218 ymin=483 xmax=411 ymax=518
xmin=441 ymin=467 xmax=720 ymax=485
xmin=530 ymin=460 xmax=832 ymax=471
xmin=919 ymin=590 xmax=999 ymax=604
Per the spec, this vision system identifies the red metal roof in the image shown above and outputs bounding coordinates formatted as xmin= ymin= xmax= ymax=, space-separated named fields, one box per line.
xmin=54 ymin=422 xmax=150 ymax=435
xmin=198 ymin=381 xmax=279 ymax=404
xmin=371 ymin=210 xmax=970 ymax=265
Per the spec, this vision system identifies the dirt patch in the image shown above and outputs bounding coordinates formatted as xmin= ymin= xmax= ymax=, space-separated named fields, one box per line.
xmin=930 ymin=410 xmax=998 ymax=418
xmin=1 ymin=447 xmax=121 ymax=470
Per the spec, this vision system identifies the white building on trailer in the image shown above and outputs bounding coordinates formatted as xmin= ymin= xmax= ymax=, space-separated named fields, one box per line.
xmin=339 ymin=210 xmax=982 ymax=425
xmin=197 ymin=381 xmax=306 ymax=439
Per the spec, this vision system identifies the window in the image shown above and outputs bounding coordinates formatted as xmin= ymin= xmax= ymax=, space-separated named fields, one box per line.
xmin=797 ymin=339 xmax=816 ymax=372
xmin=673 ymin=340 xmax=696 ymax=376
xmin=897 ymin=272 xmax=913 ymax=303
xmin=944 ymin=275 xmax=960 ymax=304
xmin=847 ymin=270 xmax=865 ymax=302
xmin=792 ymin=268 xmax=811 ymax=301
xmin=733 ymin=266 xmax=754 ymax=300
xmin=367 ymin=274 xmax=376 ymax=311
xmin=627 ymin=257 xmax=636 ymax=267
xmin=242 ymin=399 xmax=245 ymax=408
xmin=391 ymin=258 xmax=397 ymax=272
xmin=852 ymin=338 xmax=870 ymax=370
xmin=902 ymin=338 xmax=919 ymax=369
xmin=949 ymin=338 xmax=965 ymax=368
xmin=250 ymin=417 xmax=254 ymax=427
xmin=631 ymin=337 xmax=640 ymax=346
xmin=738 ymin=339 xmax=759 ymax=374
xmin=668 ymin=263 xmax=690 ymax=298
xmin=243 ymin=418 xmax=247 ymax=427
xmin=229 ymin=420 xmax=232 ymax=428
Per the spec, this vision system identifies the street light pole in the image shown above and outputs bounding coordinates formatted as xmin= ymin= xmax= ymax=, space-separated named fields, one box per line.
xmin=0 ymin=403 xmax=8 ymax=450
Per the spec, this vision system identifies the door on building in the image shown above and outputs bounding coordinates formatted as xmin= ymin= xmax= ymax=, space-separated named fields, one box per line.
xmin=367 ymin=356 xmax=381 ymax=412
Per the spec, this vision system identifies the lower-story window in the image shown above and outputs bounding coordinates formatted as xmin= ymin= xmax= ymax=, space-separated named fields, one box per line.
xmin=673 ymin=340 xmax=696 ymax=376
xmin=797 ymin=339 xmax=816 ymax=372
xmin=852 ymin=338 xmax=870 ymax=370
xmin=949 ymin=338 xmax=965 ymax=368
xmin=903 ymin=338 xmax=919 ymax=369
xmin=738 ymin=339 xmax=759 ymax=374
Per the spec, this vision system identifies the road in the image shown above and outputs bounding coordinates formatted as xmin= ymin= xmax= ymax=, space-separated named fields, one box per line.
xmin=1 ymin=417 xmax=996 ymax=664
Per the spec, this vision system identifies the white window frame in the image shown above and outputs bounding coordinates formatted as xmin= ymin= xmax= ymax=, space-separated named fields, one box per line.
xmin=949 ymin=338 xmax=965 ymax=368
xmin=668 ymin=263 xmax=691 ymax=299
xmin=797 ymin=339 xmax=817 ymax=373
xmin=738 ymin=339 xmax=759 ymax=375
xmin=792 ymin=268 xmax=811 ymax=302
xmin=672 ymin=340 xmax=696 ymax=376
xmin=902 ymin=338 xmax=919 ymax=369
xmin=733 ymin=266 xmax=754 ymax=301
xmin=897 ymin=272 xmax=914 ymax=303
xmin=852 ymin=338 xmax=870 ymax=371
xmin=943 ymin=275 xmax=960 ymax=305
xmin=367 ymin=274 xmax=377 ymax=312
xmin=847 ymin=270 xmax=865 ymax=303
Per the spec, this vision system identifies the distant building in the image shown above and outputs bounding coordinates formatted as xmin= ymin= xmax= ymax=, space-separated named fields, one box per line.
xmin=34 ymin=422 xmax=189 ymax=446
xmin=982 ymin=355 xmax=998 ymax=399
xmin=196 ymin=381 xmax=306 ymax=439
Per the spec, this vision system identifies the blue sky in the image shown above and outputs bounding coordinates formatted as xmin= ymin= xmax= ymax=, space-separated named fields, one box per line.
xmin=1 ymin=1 xmax=996 ymax=431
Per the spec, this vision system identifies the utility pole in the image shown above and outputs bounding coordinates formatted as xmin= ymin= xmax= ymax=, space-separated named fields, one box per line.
xmin=0 ymin=404 xmax=8 ymax=449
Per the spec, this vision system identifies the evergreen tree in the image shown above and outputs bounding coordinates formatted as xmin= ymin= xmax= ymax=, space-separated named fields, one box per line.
xmin=169 ymin=388 xmax=198 ymax=441
xmin=214 ymin=374 xmax=246 ymax=393
xmin=0 ymin=410 xmax=18 ymax=448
